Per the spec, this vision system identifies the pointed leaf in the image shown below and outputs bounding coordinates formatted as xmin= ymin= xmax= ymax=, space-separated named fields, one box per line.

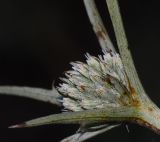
xmin=0 ymin=86 xmax=61 ymax=106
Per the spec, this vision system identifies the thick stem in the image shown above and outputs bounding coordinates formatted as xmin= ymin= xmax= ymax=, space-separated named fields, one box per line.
xmin=136 ymin=99 xmax=160 ymax=134
xmin=105 ymin=0 xmax=160 ymax=134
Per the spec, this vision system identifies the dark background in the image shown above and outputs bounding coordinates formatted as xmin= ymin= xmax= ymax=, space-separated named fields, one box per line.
xmin=0 ymin=0 xmax=160 ymax=141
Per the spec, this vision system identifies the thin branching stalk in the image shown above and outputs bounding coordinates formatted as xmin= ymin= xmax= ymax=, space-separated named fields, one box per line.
xmin=83 ymin=0 xmax=115 ymax=52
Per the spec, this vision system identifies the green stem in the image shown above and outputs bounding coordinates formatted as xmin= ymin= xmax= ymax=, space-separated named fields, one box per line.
xmin=106 ymin=0 xmax=145 ymax=96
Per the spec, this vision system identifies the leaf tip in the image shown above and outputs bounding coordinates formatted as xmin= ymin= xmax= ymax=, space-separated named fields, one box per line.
xmin=8 ymin=122 xmax=26 ymax=129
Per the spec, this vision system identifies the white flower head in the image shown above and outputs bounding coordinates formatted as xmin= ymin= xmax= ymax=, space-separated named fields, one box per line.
xmin=57 ymin=50 xmax=133 ymax=112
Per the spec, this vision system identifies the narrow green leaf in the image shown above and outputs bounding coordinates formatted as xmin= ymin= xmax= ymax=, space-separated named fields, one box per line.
xmin=9 ymin=107 xmax=139 ymax=128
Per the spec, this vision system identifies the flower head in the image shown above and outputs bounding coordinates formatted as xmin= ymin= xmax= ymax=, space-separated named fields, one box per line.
xmin=57 ymin=50 xmax=133 ymax=112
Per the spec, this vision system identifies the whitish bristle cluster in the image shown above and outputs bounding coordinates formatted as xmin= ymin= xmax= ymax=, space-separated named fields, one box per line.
xmin=57 ymin=51 xmax=133 ymax=111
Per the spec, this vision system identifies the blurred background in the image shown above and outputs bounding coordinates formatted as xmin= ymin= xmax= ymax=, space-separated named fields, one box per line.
xmin=0 ymin=0 xmax=160 ymax=141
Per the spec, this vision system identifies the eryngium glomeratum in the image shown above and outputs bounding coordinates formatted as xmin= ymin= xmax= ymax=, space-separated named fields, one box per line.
xmin=57 ymin=51 xmax=134 ymax=112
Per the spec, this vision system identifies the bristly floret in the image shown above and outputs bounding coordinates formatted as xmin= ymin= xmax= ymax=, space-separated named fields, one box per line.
xmin=57 ymin=51 xmax=133 ymax=111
